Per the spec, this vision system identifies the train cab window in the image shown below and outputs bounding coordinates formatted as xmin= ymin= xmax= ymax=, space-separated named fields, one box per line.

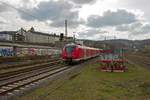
xmin=66 ymin=46 xmax=76 ymax=53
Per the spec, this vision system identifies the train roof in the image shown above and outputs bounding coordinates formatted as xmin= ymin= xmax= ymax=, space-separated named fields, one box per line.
xmin=65 ymin=43 xmax=100 ymax=50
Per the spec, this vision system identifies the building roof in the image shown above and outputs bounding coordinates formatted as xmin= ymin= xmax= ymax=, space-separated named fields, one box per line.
xmin=29 ymin=31 xmax=60 ymax=37
xmin=0 ymin=31 xmax=16 ymax=35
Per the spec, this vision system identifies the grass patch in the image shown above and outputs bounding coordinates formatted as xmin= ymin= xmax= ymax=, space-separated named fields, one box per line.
xmin=18 ymin=61 xmax=150 ymax=100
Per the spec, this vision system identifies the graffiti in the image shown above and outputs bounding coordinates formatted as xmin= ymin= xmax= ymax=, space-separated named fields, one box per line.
xmin=16 ymin=48 xmax=28 ymax=57
xmin=28 ymin=48 xmax=36 ymax=55
xmin=0 ymin=47 xmax=13 ymax=56
xmin=0 ymin=46 xmax=61 ymax=57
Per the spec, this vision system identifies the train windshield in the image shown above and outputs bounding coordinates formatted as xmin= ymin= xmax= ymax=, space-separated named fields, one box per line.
xmin=66 ymin=46 xmax=76 ymax=53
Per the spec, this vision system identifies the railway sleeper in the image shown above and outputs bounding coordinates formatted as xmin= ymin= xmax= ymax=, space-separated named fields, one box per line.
xmin=1 ymin=86 xmax=13 ymax=90
xmin=0 ymin=66 xmax=68 ymax=96
xmin=29 ymin=83 xmax=35 ymax=86
xmin=0 ymin=89 xmax=6 ymax=92
xmin=8 ymin=84 xmax=18 ymax=87
xmin=13 ymin=83 xmax=21 ymax=85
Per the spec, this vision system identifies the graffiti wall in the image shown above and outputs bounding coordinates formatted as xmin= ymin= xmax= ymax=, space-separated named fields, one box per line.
xmin=16 ymin=48 xmax=28 ymax=57
xmin=0 ymin=46 xmax=61 ymax=57
xmin=0 ymin=47 xmax=14 ymax=57
xmin=16 ymin=47 xmax=61 ymax=57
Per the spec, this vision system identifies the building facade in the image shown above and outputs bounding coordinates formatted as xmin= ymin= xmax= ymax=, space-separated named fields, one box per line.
xmin=16 ymin=27 xmax=60 ymax=44
xmin=0 ymin=27 xmax=73 ymax=44
xmin=0 ymin=31 xmax=15 ymax=41
xmin=25 ymin=31 xmax=59 ymax=44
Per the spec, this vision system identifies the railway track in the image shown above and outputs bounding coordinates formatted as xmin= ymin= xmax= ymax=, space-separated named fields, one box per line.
xmin=0 ymin=56 xmax=98 ymax=99
xmin=0 ymin=59 xmax=62 ymax=78
xmin=0 ymin=60 xmax=70 ymax=98
xmin=127 ymin=54 xmax=150 ymax=69
xmin=0 ymin=60 xmax=62 ymax=81
xmin=0 ymin=57 xmax=60 ymax=70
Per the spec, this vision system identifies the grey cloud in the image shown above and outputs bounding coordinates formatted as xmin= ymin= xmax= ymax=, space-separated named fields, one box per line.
xmin=0 ymin=21 xmax=4 ymax=24
xmin=22 ymin=0 xmax=31 ymax=4
xmin=78 ymin=29 xmax=108 ymax=40
xmin=50 ymin=19 xmax=84 ymax=28
xmin=19 ymin=1 xmax=82 ymax=28
xmin=129 ymin=23 xmax=150 ymax=38
xmin=134 ymin=24 xmax=150 ymax=35
xmin=141 ymin=24 xmax=150 ymax=33
xmin=0 ymin=3 xmax=11 ymax=12
xmin=87 ymin=9 xmax=137 ymax=28
xmin=19 ymin=1 xmax=74 ymax=21
xmin=118 ymin=0 xmax=150 ymax=20
xmin=0 ymin=17 xmax=8 ymax=24
xmin=116 ymin=22 xmax=142 ymax=32
xmin=0 ymin=20 xmax=6 ymax=24
xmin=116 ymin=22 xmax=150 ymax=35
xmin=116 ymin=25 xmax=130 ymax=32
xmin=79 ymin=29 xmax=100 ymax=37
xmin=70 ymin=0 xmax=96 ymax=4
xmin=21 ymin=0 xmax=34 ymax=7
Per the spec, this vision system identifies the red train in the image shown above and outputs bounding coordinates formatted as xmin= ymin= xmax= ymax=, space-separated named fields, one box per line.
xmin=61 ymin=43 xmax=100 ymax=63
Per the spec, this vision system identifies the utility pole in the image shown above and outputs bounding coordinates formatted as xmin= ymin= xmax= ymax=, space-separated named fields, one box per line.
xmin=73 ymin=32 xmax=75 ymax=43
xmin=65 ymin=20 xmax=68 ymax=40
xmin=12 ymin=32 xmax=16 ymax=56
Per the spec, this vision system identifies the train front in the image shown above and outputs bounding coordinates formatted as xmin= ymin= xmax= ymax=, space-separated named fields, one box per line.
xmin=61 ymin=44 xmax=78 ymax=64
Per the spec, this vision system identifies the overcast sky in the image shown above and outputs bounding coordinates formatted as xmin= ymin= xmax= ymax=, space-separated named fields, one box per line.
xmin=0 ymin=0 xmax=150 ymax=40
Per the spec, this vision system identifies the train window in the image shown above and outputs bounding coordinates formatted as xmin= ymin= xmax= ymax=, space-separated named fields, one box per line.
xmin=66 ymin=46 xmax=76 ymax=53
